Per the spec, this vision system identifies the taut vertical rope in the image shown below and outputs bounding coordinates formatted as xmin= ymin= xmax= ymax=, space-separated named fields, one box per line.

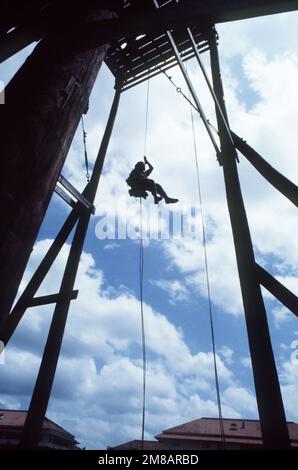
xmin=139 ymin=198 xmax=146 ymax=450
xmin=189 ymin=98 xmax=226 ymax=446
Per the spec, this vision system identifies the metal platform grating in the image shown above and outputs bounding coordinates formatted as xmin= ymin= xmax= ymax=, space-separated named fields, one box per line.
xmin=105 ymin=0 xmax=211 ymax=91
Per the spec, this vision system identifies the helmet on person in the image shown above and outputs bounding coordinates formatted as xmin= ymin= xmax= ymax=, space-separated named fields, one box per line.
xmin=135 ymin=161 xmax=145 ymax=171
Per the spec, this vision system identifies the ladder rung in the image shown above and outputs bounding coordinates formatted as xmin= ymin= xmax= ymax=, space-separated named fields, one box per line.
xmin=58 ymin=175 xmax=95 ymax=214
xmin=54 ymin=185 xmax=76 ymax=208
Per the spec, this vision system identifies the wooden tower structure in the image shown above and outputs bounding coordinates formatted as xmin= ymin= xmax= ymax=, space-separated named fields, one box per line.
xmin=1 ymin=0 xmax=298 ymax=449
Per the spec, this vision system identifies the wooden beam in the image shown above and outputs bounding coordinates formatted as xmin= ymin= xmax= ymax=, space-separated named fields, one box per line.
xmin=0 ymin=6 xmax=119 ymax=330
xmin=209 ymin=28 xmax=290 ymax=449
xmin=0 ymin=206 xmax=80 ymax=346
xmin=232 ymin=132 xmax=298 ymax=208
xmin=1 ymin=1 xmax=298 ymax=62
xmin=66 ymin=0 xmax=298 ymax=55
xmin=19 ymin=83 xmax=122 ymax=450
xmin=58 ymin=175 xmax=95 ymax=213
xmin=0 ymin=0 xmax=49 ymax=35
xmin=257 ymin=264 xmax=298 ymax=317
xmin=28 ymin=291 xmax=79 ymax=307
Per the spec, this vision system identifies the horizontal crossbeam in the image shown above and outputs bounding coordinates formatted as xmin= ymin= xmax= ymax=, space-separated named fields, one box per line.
xmin=28 ymin=290 xmax=79 ymax=308
xmin=57 ymin=175 xmax=95 ymax=214
xmin=54 ymin=185 xmax=76 ymax=209
xmin=2 ymin=1 xmax=298 ymax=67
xmin=256 ymin=264 xmax=298 ymax=318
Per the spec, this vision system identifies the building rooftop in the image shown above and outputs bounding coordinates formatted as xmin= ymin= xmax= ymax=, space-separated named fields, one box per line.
xmin=0 ymin=409 xmax=77 ymax=443
xmin=158 ymin=417 xmax=298 ymax=444
xmin=112 ymin=417 xmax=298 ymax=450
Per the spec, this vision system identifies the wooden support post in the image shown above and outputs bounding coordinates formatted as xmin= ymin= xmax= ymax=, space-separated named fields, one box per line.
xmin=208 ymin=29 xmax=290 ymax=449
xmin=19 ymin=84 xmax=121 ymax=449
xmin=167 ymin=30 xmax=221 ymax=157
xmin=0 ymin=5 xmax=119 ymax=331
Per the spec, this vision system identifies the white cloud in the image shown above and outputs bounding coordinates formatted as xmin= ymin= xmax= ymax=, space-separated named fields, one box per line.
xmin=161 ymin=221 xmax=243 ymax=316
xmin=280 ymin=356 xmax=298 ymax=421
xmin=217 ymin=11 xmax=298 ymax=60
xmin=0 ymin=395 xmax=22 ymax=410
xmin=150 ymin=279 xmax=189 ymax=304
xmin=240 ymin=356 xmax=252 ymax=369
xmin=271 ymin=306 xmax=293 ymax=328
xmin=1 ymin=240 xmax=241 ymax=448
xmin=103 ymin=243 xmax=121 ymax=250
xmin=222 ymin=386 xmax=258 ymax=417
xmin=219 ymin=346 xmax=234 ymax=365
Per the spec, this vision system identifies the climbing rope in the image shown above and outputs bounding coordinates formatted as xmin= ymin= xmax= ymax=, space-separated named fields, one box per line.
xmin=81 ymin=116 xmax=90 ymax=183
xmin=162 ymin=69 xmax=222 ymax=161
xmin=189 ymin=91 xmax=226 ymax=446
xmin=144 ymin=77 xmax=150 ymax=157
xmin=139 ymin=77 xmax=150 ymax=450
xmin=137 ymin=67 xmax=225 ymax=447
xmin=163 ymin=61 xmax=225 ymax=443
xmin=139 ymin=198 xmax=146 ymax=450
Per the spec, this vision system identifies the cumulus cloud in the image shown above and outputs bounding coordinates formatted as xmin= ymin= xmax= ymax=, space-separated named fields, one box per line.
xmin=103 ymin=243 xmax=121 ymax=250
xmin=1 ymin=240 xmax=242 ymax=449
xmin=150 ymin=279 xmax=190 ymax=304
xmin=271 ymin=306 xmax=293 ymax=328
xmin=217 ymin=11 xmax=298 ymax=60
xmin=222 ymin=386 xmax=258 ymax=416
xmin=161 ymin=220 xmax=243 ymax=316
xmin=280 ymin=354 xmax=298 ymax=421
xmin=219 ymin=346 xmax=234 ymax=365
xmin=240 ymin=356 xmax=252 ymax=369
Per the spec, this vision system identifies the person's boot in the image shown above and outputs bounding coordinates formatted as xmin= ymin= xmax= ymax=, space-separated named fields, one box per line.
xmin=154 ymin=196 xmax=163 ymax=204
xmin=165 ymin=197 xmax=179 ymax=204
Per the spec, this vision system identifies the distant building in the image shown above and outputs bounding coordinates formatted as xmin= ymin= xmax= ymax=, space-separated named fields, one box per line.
xmin=112 ymin=417 xmax=298 ymax=450
xmin=0 ymin=409 xmax=79 ymax=449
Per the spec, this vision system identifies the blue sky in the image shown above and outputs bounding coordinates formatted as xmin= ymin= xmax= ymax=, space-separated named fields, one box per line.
xmin=1 ymin=11 xmax=298 ymax=449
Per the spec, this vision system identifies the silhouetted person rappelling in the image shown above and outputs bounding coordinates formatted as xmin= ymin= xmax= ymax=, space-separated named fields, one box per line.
xmin=126 ymin=157 xmax=179 ymax=204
